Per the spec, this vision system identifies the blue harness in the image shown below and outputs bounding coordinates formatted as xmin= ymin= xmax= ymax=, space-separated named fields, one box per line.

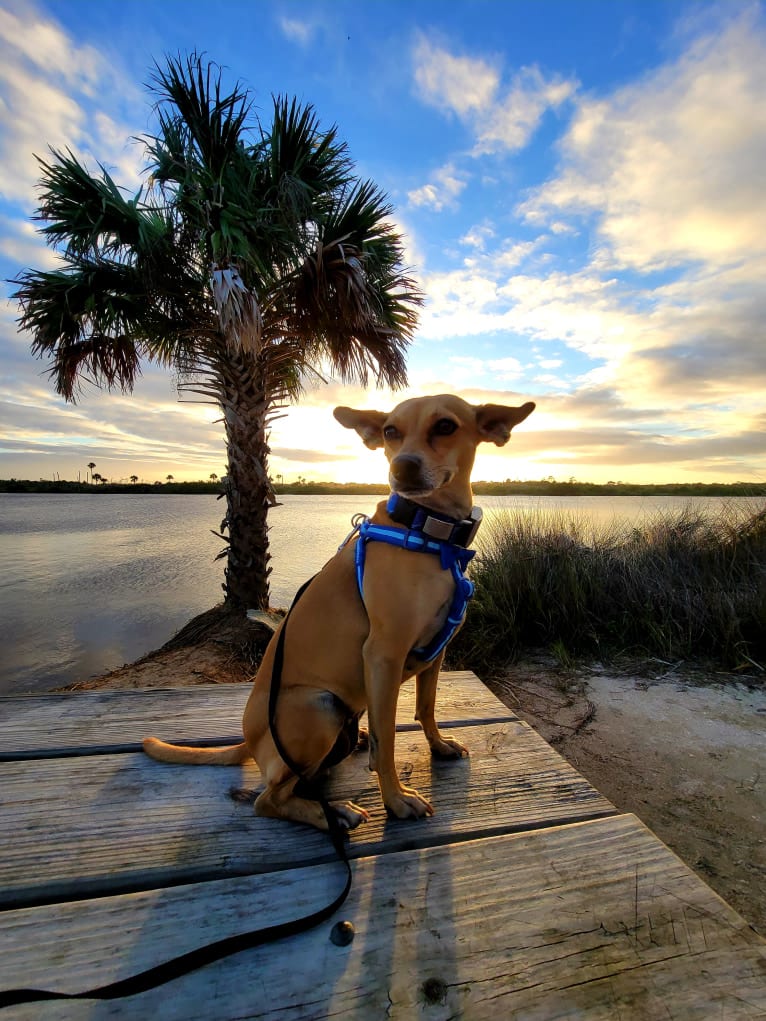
xmin=342 ymin=494 xmax=480 ymax=664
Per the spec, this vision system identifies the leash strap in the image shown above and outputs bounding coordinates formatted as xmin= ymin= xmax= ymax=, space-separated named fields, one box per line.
xmin=268 ymin=576 xmax=355 ymax=862
xmin=0 ymin=576 xmax=352 ymax=1010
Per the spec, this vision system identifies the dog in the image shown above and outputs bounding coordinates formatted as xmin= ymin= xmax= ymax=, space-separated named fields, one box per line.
xmin=143 ymin=394 xmax=535 ymax=832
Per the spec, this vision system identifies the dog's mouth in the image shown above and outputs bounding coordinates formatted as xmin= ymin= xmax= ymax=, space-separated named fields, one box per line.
xmin=389 ymin=466 xmax=454 ymax=498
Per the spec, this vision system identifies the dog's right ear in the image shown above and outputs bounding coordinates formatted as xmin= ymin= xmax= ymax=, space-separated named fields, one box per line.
xmin=334 ymin=406 xmax=389 ymax=449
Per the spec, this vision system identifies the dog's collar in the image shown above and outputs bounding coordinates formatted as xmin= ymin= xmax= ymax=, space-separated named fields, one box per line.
xmin=386 ymin=493 xmax=483 ymax=548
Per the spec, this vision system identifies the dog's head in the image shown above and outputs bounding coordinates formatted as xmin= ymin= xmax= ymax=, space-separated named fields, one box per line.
xmin=334 ymin=394 xmax=535 ymax=506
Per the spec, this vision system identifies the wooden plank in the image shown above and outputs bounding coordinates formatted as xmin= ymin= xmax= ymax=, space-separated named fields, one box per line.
xmin=0 ymin=719 xmax=614 ymax=908
xmin=0 ymin=672 xmax=516 ymax=759
xmin=0 ymin=815 xmax=763 ymax=1020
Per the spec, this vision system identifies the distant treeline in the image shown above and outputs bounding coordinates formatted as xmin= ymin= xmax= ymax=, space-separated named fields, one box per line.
xmin=2 ymin=478 xmax=765 ymax=497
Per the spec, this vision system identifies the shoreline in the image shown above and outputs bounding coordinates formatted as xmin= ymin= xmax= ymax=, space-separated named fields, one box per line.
xmin=4 ymin=480 xmax=766 ymax=497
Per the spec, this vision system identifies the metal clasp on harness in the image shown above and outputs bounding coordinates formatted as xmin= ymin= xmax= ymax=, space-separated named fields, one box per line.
xmin=338 ymin=512 xmax=369 ymax=551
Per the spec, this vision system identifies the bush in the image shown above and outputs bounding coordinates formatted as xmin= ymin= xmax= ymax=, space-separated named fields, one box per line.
xmin=448 ymin=503 xmax=766 ymax=675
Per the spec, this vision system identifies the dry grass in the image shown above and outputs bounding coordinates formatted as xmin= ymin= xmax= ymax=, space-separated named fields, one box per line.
xmin=448 ymin=503 xmax=766 ymax=677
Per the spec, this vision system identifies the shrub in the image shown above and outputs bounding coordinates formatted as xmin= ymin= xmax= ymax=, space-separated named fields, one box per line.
xmin=448 ymin=503 xmax=766 ymax=675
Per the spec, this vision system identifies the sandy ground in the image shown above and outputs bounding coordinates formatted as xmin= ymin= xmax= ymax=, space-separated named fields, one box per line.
xmin=67 ymin=617 xmax=765 ymax=938
xmin=486 ymin=657 xmax=766 ymax=937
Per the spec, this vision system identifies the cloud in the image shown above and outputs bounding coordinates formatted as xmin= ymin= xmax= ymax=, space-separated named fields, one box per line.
xmin=409 ymin=6 xmax=766 ymax=483
xmin=412 ymin=35 xmax=577 ymax=155
xmin=0 ymin=215 xmax=61 ymax=269
xmin=407 ymin=163 xmax=467 ymax=211
xmin=277 ymin=15 xmax=316 ymax=47
xmin=474 ymin=66 xmax=577 ymax=155
xmin=271 ymin=446 xmax=357 ymax=464
xmin=0 ymin=5 xmax=142 ymax=211
xmin=487 ymin=356 xmax=523 ymax=379
xmin=0 ymin=377 xmax=227 ymax=480
xmin=413 ymin=34 xmax=499 ymax=117
xmin=519 ymin=7 xmax=766 ymax=271
xmin=460 ymin=223 xmax=495 ymax=250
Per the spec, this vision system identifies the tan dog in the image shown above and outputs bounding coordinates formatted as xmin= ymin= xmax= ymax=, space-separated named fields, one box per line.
xmin=143 ymin=394 xmax=534 ymax=831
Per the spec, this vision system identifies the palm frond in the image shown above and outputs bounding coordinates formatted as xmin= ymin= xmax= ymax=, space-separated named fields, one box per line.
xmin=269 ymin=177 xmax=422 ymax=389
xmin=34 ymin=149 xmax=147 ymax=259
xmin=14 ymin=257 xmax=203 ymax=400
xmin=148 ymin=52 xmax=251 ymax=181
xmin=265 ymin=96 xmax=352 ymax=216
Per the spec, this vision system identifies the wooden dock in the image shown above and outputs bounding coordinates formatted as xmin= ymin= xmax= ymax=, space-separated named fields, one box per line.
xmin=0 ymin=672 xmax=764 ymax=1018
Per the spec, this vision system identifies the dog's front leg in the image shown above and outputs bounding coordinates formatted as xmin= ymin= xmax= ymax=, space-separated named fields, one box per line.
xmin=363 ymin=638 xmax=434 ymax=820
xmin=415 ymin=654 xmax=469 ymax=759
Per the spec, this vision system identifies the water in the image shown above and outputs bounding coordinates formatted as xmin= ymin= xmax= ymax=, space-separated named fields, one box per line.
xmin=0 ymin=492 xmax=757 ymax=695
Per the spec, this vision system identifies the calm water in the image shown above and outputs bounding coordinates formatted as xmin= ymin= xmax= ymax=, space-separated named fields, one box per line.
xmin=0 ymin=492 xmax=757 ymax=695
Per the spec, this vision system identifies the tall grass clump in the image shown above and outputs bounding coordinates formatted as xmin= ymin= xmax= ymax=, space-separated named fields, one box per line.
xmin=448 ymin=503 xmax=766 ymax=675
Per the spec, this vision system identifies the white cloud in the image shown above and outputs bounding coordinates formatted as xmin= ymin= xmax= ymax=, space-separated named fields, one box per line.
xmin=474 ymin=66 xmax=577 ymax=155
xmin=278 ymin=16 xmax=316 ymax=47
xmin=413 ymin=35 xmax=499 ymax=116
xmin=460 ymin=223 xmax=495 ymax=250
xmin=405 ymin=6 xmax=766 ymax=483
xmin=0 ymin=5 xmax=144 ymax=210
xmin=408 ymin=163 xmax=467 ymax=211
xmin=487 ymin=356 xmax=523 ymax=379
xmin=0 ymin=215 xmax=60 ymax=269
xmin=520 ymin=7 xmax=766 ymax=271
xmin=0 ymin=6 xmax=102 ymax=87
xmin=412 ymin=35 xmax=577 ymax=155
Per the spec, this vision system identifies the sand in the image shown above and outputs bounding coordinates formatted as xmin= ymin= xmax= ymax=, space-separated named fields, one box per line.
xmin=488 ymin=657 xmax=765 ymax=936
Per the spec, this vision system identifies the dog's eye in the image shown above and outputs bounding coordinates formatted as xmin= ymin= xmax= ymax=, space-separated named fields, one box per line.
xmin=432 ymin=418 xmax=458 ymax=436
xmin=383 ymin=425 xmax=400 ymax=441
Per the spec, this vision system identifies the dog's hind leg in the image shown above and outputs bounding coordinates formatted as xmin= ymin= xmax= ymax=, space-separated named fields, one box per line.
xmin=252 ymin=686 xmax=370 ymax=832
xmin=254 ymin=769 xmax=368 ymax=832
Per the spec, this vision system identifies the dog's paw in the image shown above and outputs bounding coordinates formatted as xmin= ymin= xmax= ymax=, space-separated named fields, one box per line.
xmin=356 ymin=727 xmax=370 ymax=752
xmin=429 ymin=736 xmax=469 ymax=760
xmin=331 ymin=800 xmax=370 ymax=830
xmin=384 ymin=785 xmax=434 ymax=820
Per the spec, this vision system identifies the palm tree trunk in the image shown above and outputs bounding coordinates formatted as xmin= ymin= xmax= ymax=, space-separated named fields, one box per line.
xmin=218 ymin=355 xmax=276 ymax=611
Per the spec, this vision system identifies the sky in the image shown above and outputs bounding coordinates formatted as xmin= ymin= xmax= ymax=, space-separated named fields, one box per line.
xmin=1 ymin=0 xmax=765 ymax=486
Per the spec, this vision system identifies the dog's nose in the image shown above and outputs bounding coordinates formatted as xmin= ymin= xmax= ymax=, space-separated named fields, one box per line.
xmin=390 ymin=454 xmax=423 ymax=487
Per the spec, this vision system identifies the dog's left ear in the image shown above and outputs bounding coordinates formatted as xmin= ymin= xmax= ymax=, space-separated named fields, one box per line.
xmin=334 ymin=406 xmax=389 ymax=449
xmin=475 ymin=401 xmax=536 ymax=446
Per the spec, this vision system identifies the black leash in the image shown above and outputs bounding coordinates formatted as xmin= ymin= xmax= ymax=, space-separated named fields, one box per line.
xmin=0 ymin=575 xmax=354 ymax=1009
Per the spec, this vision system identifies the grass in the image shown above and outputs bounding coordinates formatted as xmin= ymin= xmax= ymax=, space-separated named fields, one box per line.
xmin=447 ymin=502 xmax=766 ymax=677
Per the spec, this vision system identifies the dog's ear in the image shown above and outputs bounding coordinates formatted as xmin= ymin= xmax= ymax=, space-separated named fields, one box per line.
xmin=475 ymin=401 xmax=535 ymax=446
xmin=334 ymin=406 xmax=389 ymax=449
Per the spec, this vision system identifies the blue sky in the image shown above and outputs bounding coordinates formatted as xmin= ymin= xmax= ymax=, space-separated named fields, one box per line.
xmin=1 ymin=0 xmax=765 ymax=485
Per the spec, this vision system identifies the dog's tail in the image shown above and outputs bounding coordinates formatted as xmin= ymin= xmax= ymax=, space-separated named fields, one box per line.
xmin=142 ymin=736 xmax=252 ymax=765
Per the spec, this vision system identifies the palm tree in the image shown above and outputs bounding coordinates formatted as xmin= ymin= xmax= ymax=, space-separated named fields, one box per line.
xmin=130 ymin=474 xmax=139 ymax=484
xmin=166 ymin=474 xmax=175 ymax=483
xmin=13 ymin=54 xmax=421 ymax=610
xmin=87 ymin=461 xmax=96 ymax=484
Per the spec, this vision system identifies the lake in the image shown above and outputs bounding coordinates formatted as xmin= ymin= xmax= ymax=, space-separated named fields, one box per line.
xmin=0 ymin=492 xmax=757 ymax=695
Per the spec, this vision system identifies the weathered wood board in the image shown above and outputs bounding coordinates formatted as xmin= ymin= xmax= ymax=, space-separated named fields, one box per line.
xmin=0 ymin=719 xmax=614 ymax=908
xmin=1 ymin=814 xmax=763 ymax=1020
xmin=0 ymin=672 xmax=516 ymax=759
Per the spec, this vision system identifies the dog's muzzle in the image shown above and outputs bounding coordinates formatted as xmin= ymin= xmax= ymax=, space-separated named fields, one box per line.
xmin=390 ymin=454 xmax=427 ymax=490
